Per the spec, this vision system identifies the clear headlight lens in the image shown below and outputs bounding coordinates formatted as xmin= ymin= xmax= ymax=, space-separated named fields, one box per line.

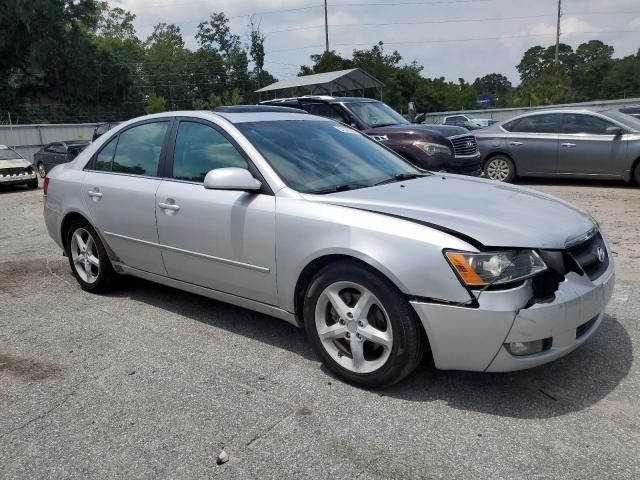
xmin=445 ymin=250 xmax=547 ymax=287
xmin=414 ymin=141 xmax=452 ymax=156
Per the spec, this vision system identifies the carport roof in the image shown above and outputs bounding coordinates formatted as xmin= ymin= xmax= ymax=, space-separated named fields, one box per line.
xmin=255 ymin=68 xmax=384 ymax=95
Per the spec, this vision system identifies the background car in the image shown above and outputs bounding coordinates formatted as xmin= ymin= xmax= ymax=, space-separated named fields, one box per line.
xmin=33 ymin=140 xmax=90 ymax=177
xmin=442 ymin=113 xmax=497 ymax=128
xmin=261 ymin=96 xmax=481 ymax=176
xmin=92 ymin=122 xmax=122 ymax=141
xmin=620 ymin=106 xmax=640 ymax=120
xmin=475 ymin=109 xmax=640 ymax=183
xmin=0 ymin=145 xmax=38 ymax=189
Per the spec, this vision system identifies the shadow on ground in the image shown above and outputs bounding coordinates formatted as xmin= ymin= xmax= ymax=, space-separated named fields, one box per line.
xmin=517 ymin=177 xmax=635 ymax=189
xmin=103 ymin=275 xmax=633 ymax=420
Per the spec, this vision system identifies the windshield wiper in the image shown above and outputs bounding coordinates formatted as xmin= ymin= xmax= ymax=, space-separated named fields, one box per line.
xmin=373 ymin=172 xmax=429 ymax=186
xmin=308 ymin=183 xmax=370 ymax=194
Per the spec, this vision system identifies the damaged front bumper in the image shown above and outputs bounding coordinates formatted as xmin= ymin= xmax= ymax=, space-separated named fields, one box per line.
xmin=410 ymin=259 xmax=615 ymax=372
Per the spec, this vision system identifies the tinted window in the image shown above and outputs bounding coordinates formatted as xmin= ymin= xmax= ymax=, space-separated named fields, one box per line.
xmin=504 ymin=114 xmax=560 ymax=133
xmin=44 ymin=144 xmax=58 ymax=153
xmin=112 ymin=122 xmax=168 ymax=176
xmin=53 ymin=144 xmax=67 ymax=154
xmin=94 ymin=136 xmax=117 ymax=171
xmin=236 ymin=120 xmax=419 ymax=193
xmin=301 ymin=103 xmax=346 ymax=122
xmin=345 ymin=101 xmax=409 ymax=127
xmin=172 ymin=121 xmax=247 ymax=182
xmin=561 ymin=114 xmax=616 ymax=134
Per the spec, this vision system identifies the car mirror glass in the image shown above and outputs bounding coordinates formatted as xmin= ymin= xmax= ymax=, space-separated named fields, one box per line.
xmin=203 ymin=167 xmax=261 ymax=192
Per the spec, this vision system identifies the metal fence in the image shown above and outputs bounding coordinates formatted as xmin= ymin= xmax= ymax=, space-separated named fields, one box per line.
xmin=0 ymin=123 xmax=99 ymax=163
xmin=422 ymin=97 xmax=640 ymax=124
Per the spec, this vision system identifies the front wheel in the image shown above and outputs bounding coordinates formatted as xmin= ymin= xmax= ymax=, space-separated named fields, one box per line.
xmin=27 ymin=177 xmax=38 ymax=189
xmin=37 ymin=162 xmax=46 ymax=178
xmin=304 ymin=261 xmax=425 ymax=389
xmin=484 ymin=155 xmax=515 ymax=182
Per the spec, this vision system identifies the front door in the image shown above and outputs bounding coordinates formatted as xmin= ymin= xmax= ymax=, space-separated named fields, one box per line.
xmin=155 ymin=119 xmax=278 ymax=305
xmin=82 ymin=120 xmax=171 ymax=276
xmin=557 ymin=113 xmax=627 ymax=177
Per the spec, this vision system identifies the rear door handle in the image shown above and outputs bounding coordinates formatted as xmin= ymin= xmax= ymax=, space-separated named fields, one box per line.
xmin=561 ymin=142 xmax=576 ymax=148
xmin=509 ymin=141 xmax=523 ymax=146
xmin=87 ymin=189 xmax=103 ymax=199
xmin=158 ymin=202 xmax=180 ymax=212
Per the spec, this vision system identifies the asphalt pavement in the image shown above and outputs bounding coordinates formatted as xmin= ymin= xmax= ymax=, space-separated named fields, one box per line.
xmin=1 ymin=182 xmax=638 ymax=479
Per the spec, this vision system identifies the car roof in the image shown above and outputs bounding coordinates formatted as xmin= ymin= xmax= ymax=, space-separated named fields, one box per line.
xmin=214 ymin=105 xmax=306 ymax=114
xmin=263 ymin=95 xmax=378 ymax=104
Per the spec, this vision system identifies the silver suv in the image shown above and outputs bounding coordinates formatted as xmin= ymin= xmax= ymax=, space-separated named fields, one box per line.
xmin=476 ymin=109 xmax=640 ymax=183
xmin=43 ymin=107 xmax=615 ymax=388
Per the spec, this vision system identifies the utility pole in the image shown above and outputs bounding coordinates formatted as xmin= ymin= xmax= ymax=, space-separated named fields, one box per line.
xmin=554 ymin=0 xmax=562 ymax=64
xmin=324 ymin=0 xmax=329 ymax=52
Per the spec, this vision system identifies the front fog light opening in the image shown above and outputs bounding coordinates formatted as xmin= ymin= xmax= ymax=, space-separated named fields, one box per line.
xmin=505 ymin=338 xmax=552 ymax=356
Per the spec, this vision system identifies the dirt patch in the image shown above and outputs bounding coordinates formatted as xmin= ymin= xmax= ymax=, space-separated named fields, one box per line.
xmin=0 ymin=258 xmax=69 ymax=292
xmin=0 ymin=353 xmax=63 ymax=380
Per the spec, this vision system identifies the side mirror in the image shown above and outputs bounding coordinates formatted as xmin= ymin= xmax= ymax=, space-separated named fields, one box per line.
xmin=413 ymin=113 xmax=426 ymax=124
xmin=203 ymin=167 xmax=262 ymax=192
xmin=606 ymin=126 xmax=623 ymax=136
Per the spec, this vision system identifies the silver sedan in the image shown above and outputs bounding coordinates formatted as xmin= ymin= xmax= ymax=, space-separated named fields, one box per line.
xmin=43 ymin=107 xmax=615 ymax=388
xmin=476 ymin=109 xmax=640 ymax=183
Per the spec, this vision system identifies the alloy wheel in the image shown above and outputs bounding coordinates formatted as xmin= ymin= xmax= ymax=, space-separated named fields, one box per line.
xmin=314 ymin=281 xmax=393 ymax=374
xmin=70 ymin=227 xmax=100 ymax=284
xmin=37 ymin=163 xmax=46 ymax=178
xmin=486 ymin=158 xmax=511 ymax=181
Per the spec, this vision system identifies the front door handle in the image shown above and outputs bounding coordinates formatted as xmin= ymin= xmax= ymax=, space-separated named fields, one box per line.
xmin=509 ymin=141 xmax=523 ymax=146
xmin=561 ymin=142 xmax=576 ymax=148
xmin=158 ymin=201 xmax=180 ymax=212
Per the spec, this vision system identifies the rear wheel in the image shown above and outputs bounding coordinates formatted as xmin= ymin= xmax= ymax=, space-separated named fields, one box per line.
xmin=37 ymin=162 xmax=46 ymax=178
xmin=304 ymin=261 xmax=425 ymax=389
xmin=27 ymin=177 xmax=38 ymax=189
xmin=633 ymin=161 xmax=640 ymax=185
xmin=65 ymin=218 xmax=117 ymax=293
xmin=484 ymin=155 xmax=515 ymax=182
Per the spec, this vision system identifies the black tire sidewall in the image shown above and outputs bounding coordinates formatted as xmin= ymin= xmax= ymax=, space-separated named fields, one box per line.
xmin=303 ymin=261 xmax=424 ymax=389
xmin=65 ymin=219 xmax=115 ymax=293
xmin=484 ymin=155 xmax=515 ymax=183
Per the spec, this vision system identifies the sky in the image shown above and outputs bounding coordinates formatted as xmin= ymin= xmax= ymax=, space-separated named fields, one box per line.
xmin=111 ymin=0 xmax=640 ymax=86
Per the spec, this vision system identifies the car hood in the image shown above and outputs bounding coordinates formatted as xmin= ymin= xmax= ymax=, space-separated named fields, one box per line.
xmin=0 ymin=158 xmax=30 ymax=169
xmin=311 ymin=175 xmax=595 ymax=249
xmin=368 ymin=124 xmax=469 ymax=137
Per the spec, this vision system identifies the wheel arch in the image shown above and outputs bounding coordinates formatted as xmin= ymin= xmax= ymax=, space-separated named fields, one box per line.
xmin=60 ymin=211 xmax=120 ymax=268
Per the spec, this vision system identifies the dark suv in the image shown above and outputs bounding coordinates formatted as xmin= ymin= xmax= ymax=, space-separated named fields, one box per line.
xmin=260 ymin=96 xmax=481 ymax=175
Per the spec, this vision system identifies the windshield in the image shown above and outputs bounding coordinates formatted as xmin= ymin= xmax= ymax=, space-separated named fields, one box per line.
xmin=0 ymin=148 xmax=22 ymax=160
xmin=344 ymin=101 xmax=409 ymax=127
xmin=601 ymin=110 xmax=640 ymax=131
xmin=236 ymin=120 xmax=420 ymax=193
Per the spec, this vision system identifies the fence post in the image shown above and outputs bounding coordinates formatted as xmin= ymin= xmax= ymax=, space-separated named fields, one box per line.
xmin=37 ymin=125 xmax=44 ymax=149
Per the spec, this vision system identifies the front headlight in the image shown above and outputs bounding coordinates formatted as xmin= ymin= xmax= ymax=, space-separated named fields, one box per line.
xmin=413 ymin=141 xmax=452 ymax=156
xmin=444 ymin=250 xmax=547 ymax=287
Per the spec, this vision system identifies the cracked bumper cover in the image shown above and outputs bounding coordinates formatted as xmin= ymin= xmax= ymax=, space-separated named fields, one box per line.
xmin=410 ymin=260 xmax=615 ymax=372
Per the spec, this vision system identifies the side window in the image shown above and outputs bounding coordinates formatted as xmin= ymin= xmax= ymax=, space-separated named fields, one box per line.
xmin=54 ymin=144 xmax=67 ymax=154
xmin=172 ymin=121 xmax=248 ymax=182
xmin=508 ymin=114 xmax=560 ymax=134
xmin=561 ymin=114 xmax=615 ymax=135
xmin=112 ymin=122 xmax=168 ymax=176
xmin=44 ymin=144 xmax=58 ymax=153
xmin=93 ymin=136 xmax=118 ymax=171
xmin=301 ymin=103 xmax=346 ymax=122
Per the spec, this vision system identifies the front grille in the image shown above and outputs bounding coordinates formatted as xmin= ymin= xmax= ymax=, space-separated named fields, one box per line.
xmin=449 ymin=135 xmax=478 ymax=157
xmin=567 ymin=231 xmax=609 ymax=280
xmin=576 ymin=315 xmax=598 ymax=339
xmin=0 ymin=167 xmax=31 ymax=177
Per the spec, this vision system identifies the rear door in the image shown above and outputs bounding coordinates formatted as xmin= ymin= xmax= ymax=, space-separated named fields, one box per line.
xmin=557 ymin=113 xmax=627 ymax=177
xmin=41 ymin=143 xmax=65 ymax=173
xmin=503 ymin=113 xmax=561 ymax=175
xmin=155 ymin=119 xmax=278 ymax=304
xmin=82 ymin=119 xmax=171 ymax=275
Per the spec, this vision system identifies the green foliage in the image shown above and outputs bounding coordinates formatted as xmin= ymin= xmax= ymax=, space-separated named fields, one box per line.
xmin=145 ymin=93 xmax=166 ymax=114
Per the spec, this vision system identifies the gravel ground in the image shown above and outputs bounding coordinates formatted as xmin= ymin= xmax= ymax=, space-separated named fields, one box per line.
xmin=1 ymin=180 xmax=639 ymax=479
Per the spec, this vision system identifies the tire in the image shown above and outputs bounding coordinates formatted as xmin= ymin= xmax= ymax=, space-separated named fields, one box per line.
xmin=484 ymin=155 xmax=516 ymax=183
xmin=633 ymin=161 xmax=640 ymax=185
xmin=37 ymin=162 xmax=46 ymax=178
xmin=303 ymin=261 xmax=425 ymax=389
xmin=27 ymin=177 xmax=38 ymax=189
xmin=65 ymin=218 xmax=117 ymax=293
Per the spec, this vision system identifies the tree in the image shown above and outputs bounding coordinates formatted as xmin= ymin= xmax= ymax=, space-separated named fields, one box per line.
xmin=95 ymin=1 xmax=136 ymax=40
xmin=248 ymin=16 xmax=266 ymax=87
xmin=572 ymin=40 xmax=614 ymax=100
xmin=473 ymin=73 xmax=512 ymax=106
xmin=145 ymin=92 xmax=166 ymax=113
xmin=518 ymin=65 xmax=572 ymax=106
xmin=299 ymin=50 xmax=352 ymax=75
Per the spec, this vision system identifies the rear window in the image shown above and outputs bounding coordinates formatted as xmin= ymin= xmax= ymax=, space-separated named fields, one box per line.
xmin=502 ymin=114 xmax=560 ymax=133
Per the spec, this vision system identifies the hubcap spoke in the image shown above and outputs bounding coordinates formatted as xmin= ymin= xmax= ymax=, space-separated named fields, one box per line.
xmin=358 ymin=325 xmax=392 ymax=349
xmin=318 ymin=323 xmax=348 ymax=341
xmin=83 ymin=261 xmax=92 ymax=277
xmin=70 ymin=227 xmax=99 ymax=284
xmin=87 ymin=254 xmax=99 ymax=267
xmin=325 ymin=286 xmax=350 ymax=319
xmin=73 ymin=232 xmax=86 ymax=252
xmin=352 ymin=290 xmax=374 ymax=321
xmin=350 ymin=336 xmax=365 ymax=372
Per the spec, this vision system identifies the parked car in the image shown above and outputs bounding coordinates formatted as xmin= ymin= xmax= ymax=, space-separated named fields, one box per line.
xmin=619 ymin=106 xmax=640 ymax=120
xmin=441 ymin=118 xmax=484 ymax=131
xmin=92 ymin=122 xmax=122 ymax=141
xmin=43 ymin=107 xmax=614 ymax=388
xmin=476 ymin=109 xmax=640 ymax=184
xmin=33 ymin=140 xmax=90 ymax=177
xmin=443 ymin=114 xmax=497 ymax=128
xmin=0 ymin=145 xmax=38 ymax=189
xmin=261 ymin=96 xmax=481 ymax=176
